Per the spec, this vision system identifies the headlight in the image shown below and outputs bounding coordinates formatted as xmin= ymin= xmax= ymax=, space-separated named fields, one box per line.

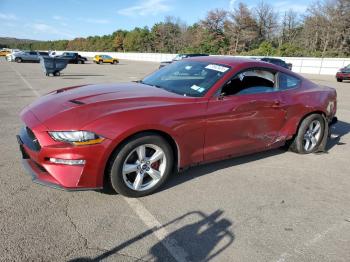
xmin=48 ymin=131 xmax=104 ymax=145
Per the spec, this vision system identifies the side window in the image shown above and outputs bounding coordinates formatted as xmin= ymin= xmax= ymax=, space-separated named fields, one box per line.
xmin=278 ymin=73 xmax=300 ymax=90
xmin=222 ymin=69 xmax=276 ymax=96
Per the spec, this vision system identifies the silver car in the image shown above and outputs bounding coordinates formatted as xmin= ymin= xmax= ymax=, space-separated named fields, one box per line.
xmin=13 ymin=51 xmax=49 ymax=63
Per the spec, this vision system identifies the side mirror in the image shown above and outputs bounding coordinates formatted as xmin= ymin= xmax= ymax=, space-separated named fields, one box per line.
xmin=218 ymin=92 xmax=226 ymax=100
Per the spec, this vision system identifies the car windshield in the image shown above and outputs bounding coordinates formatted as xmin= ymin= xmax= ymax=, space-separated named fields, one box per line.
xmin=142 ymin=61 xmax=231 ymax=97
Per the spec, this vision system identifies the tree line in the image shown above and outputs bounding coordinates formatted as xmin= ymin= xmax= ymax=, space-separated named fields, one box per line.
xmin=6 ymin=0 xmax=350 ymax=57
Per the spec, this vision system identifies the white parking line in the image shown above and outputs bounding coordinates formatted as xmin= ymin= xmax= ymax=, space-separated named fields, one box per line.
xmin=124 ymin=197 xmax=189 ymax=262
xmin=8 ymin=63 xmax=188 ymax=262
xmin=9 ymin=63 xmax=40 ymax=97
xmin=275 ymin=221 xmax=349 ymax=262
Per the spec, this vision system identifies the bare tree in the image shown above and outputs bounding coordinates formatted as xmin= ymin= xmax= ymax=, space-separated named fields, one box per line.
xmin=226 ymin=2 xmax=258 ymax=54
xmin=254 ymin=1 xmax=278 ymax=41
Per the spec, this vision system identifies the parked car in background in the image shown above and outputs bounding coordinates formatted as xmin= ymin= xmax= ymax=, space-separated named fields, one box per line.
xmin=18 ymin=56 xmax=337 ymax=197
xmin=159 ymin=53 xmax=209 ymax=68
xmin=6 ymin=49 xmax=21 ymax=61
xmin=49 ymin=51 xmax=60 ymax=57
xmin=259 ymin=57 xmax=292 ymax=70
xmin=13 ymin=51 xmax=49 ymax=63
xmin=0 ymin=48 xmax=11 ymax=56
xmin=58 ymin=52 xmax=87 ymax=64
xmin=336 ymin=64 xmax=350 ymax=82
xmin=93 ymin=55 xmax=119 ymax=64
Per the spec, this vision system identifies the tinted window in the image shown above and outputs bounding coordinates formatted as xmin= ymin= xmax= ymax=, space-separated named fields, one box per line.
xmin=105 ymin=55 xmax=112 ymax=59
xmin=29 ymin=52 xmax=37 ymax=55
xmin=142 ymin=61 xmax=230 ymax=97
xmin=278 ymin=73 xmax=301 ymax=90
xmin=222 ymin=69 xmax=276 ymax=96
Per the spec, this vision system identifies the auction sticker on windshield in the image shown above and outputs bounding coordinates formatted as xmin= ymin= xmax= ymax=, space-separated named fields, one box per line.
xmin=205 ymin=64 xmax=230 ymax=73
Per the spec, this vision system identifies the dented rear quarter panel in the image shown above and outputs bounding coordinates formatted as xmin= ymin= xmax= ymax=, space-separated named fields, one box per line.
xmin=279 ymin=78 xmax=337 ymax=139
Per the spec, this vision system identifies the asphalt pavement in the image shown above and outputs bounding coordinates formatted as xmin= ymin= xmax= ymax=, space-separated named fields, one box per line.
xmin=0 ymin=58 xmax=349 ymax=262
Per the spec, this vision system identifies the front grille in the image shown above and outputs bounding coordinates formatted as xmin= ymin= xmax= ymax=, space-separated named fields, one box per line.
xmin=19 ymin=127 xmax=41 ymax=151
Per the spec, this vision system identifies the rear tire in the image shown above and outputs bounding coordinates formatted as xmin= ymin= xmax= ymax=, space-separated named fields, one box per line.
xmin=108 ymin=134 xmax=173 ymax=197
xmin=113 ymin=60 xmax=118 ymax=64
xmin=337 ymin=78 xmax=343 ymax=82
xmin=289 ymin=114 xmax=325 ymax=154
xmin=16 ymin=57 xmax=22 ymax=63
xmin=77 ymin=60 xmax=82 ymax=64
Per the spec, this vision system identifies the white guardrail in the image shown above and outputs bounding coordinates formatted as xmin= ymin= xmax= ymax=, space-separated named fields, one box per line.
xmin=55 ymin=51 xmax=350 ymax=75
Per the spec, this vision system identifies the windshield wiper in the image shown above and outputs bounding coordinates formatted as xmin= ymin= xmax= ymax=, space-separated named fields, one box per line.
xmin=139 ymin=80 xmax=163 ymax=89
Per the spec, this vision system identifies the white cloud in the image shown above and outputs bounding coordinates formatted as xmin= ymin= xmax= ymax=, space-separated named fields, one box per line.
xmin=229 ymin=0 xmax=236 ymax=10
xmin=52 ymin=15 xmax=66 ymax=21
xmin=273 ymin=1 xmax=307 ymax=13
xmin=117 ymin=0 xmax=171 ymax=16
xmin=0 ymin=13 xmax=18 ymax=21
xmin=30 ymin=23 xmax=74 ymax=39
xmin=78 ymin=18 xmax=110 ymax=24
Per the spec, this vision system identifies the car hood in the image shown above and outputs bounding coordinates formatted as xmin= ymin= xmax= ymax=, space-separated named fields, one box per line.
xmin=24 ymin=82 xmax=188 ymax=130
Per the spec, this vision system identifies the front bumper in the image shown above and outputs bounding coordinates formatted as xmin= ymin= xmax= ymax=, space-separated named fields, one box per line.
xmin=17 ymin=111 xmax=111 ymax=191
xmin=336 ymin=73 xmax=350 ymax=80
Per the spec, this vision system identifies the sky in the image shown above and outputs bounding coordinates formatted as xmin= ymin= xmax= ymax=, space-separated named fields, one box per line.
xmin=0 ymin=0 xmax=311 ymax=41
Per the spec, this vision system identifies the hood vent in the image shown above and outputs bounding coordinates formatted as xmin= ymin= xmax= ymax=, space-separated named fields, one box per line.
xmin=69 ymin=99 xmax=85 ymax=105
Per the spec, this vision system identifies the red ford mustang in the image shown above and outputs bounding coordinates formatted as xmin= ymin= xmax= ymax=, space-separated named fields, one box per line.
xmin=17 ymin=57 xmax=337 ymax=197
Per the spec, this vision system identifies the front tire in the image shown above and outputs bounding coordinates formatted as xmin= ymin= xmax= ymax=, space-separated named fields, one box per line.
xmin=289 ymin=114 xmax=325 ymax=154
xmin=99 ymin=60 xmax=103 ymax=65
xmin=337 ymin=78 xmax=343 ymax=82
xmin=16 ymin=57 xmax=22 ymax=63
xmin=108 ymin=134 xmax=173 ymax=197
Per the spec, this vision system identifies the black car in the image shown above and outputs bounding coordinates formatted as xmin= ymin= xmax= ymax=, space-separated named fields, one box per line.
xmin=259 ymin=57 xmax=292 ymax=70
xmin=59 ymin=52 xmax=87 ymax=64
xmin=159 ymin=53 xmax=209 ymax=68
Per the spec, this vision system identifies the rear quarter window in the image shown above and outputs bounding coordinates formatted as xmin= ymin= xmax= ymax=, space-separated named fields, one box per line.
xmin=279 ymin=73 xmax=301 ymax=91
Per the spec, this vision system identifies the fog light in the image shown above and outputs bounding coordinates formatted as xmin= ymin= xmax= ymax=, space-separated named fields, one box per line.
xmin=49 ymin=158 xmax=86 ymax=165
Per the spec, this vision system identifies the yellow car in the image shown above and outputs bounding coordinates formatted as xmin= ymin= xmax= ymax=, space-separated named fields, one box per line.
xmin=0 ymin=49 xmax=11 ymax=57
xmin=93 ymin=55 xmax=119 ymax=64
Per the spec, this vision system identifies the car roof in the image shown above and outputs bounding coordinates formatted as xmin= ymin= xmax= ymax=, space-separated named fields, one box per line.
xmin=188 ymin=56 xmax=273 ymax=68
xmin=187 ymin=56 xmax=302 ymax=78
xmin=261 ymin=57 xmax=285 ymax=62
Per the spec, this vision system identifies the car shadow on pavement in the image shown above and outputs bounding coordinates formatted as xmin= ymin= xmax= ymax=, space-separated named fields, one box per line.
xmin=69 ymin=209 xmax=234 ymax=262
xmin=161 ymin=148 xmax=286 ymax=193
xmin=327 ymin=120 xmax=350 ymax=151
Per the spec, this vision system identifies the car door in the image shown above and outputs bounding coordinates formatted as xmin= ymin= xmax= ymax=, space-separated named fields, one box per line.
xmin=20 ymin=52 xmax=30 ymax=61
xmin=102 ymin=55 xmax=108 ymax=62
xmin=204 ymin=68 xmax=287 ymax=161
xmin=28 ymin=51 xmax=38 ymax=61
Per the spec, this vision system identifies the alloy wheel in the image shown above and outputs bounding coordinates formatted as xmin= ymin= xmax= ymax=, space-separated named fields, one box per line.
xmin=122 ymin=144 xmax=167 ymax=191
xmin=303 ymin=120 xmax=322 ymax=151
